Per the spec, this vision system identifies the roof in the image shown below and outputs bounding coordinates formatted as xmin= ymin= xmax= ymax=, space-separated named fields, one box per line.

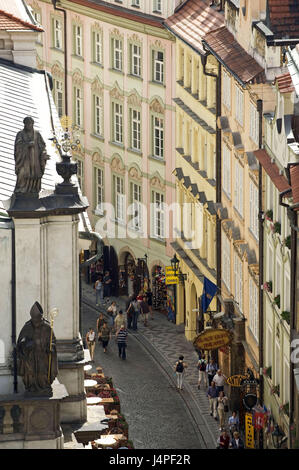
xmin=0 ymin=59 xmax=61 ymax=207
xmin=276 ymin=72 xmax=295 ymax=93
xmin=164 ymin=0 xmax=224 ymax=55
xmin=0 ymin=8 xmax=43 ymax=31
xmin=203 ymin=26 xmax=265 ymax=85
xmin=267 ymin=0 xmax=299 ymax=39
xmin=253 ymin=149 xmax=291 ymax=193
xmin=289 ymin=164 xmax=299 ymax=209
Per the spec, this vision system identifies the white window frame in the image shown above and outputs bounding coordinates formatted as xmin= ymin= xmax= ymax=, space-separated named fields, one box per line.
xmin=235 ymin=85 xmax=244 ymax=126
xmin=132 ymin=0 xmax=140 ymax=6
xmin=284 ymin=271 xmax=290 ymax=311
xmin=113 ymin=38 xmax=123 ymax=71
xmin=54 ymin=79 xmax=63 ymax=118
xmin=153 ymin=116 xmax=164 ymax=158
xmin=131 ymin=182 xmax=142 ymax=231
xmin=234 ymin=253 xmax=243 ymax=312
xmin=153 ymin=0 xmax=162 ymax=13
xmin=153 ymin=50 xmax=164 ymax=83
xmin=95 ymin=167 xmax=104 ymax=214
xmin=131 ymin=108 xmax=141 ymax=151
xmin=94 ymin=95 xmax=103 ymax=136
xmin=75 ymin=87 xmax=83 ymax=127
xmin=115 ymin=176 xmax=125 ymax=223
xmin=234 ymin=160 xmax=243 ymax=216
xmin=223 ymin=70 xmax=231 ymax=110
xmin=249 ymin=278 xmax=259 ymax=341
xmin=131 ymin=43 xmax=141 ymax=76
xmin=223 ymin=144 xmax=231 ymax=198
xmin=74 ymin=158 xmax=83 ymax=191
xmin=152 ymin=191 xmax=165 ymax=239
xmin=54 ymin=18 xmax=62 ymax=49
xmin=222 ymin=231 xmax=231 ymax=290
xmin=250 ymin=102 xmax=259 ymax=145
xmin=94 ymin=31 xmax=102 ymax=64
xmin=249 ymin=181 xmax=259 ymax=239
xmin=113 ymin=102 xmax=123 ymax=144
xmin=75 ymin=25 xmax=82 ymax=56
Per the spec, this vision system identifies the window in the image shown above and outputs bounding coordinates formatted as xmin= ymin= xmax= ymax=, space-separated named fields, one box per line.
xmin=114 ymin=176 xmax=125 ymax=223
xmin=152 ymin=191 xmax=165 ymax=239
xmin=130 ymin=182 xmax=142 ymax=230
xmin=222 ymin=144 xmax=231 ymax=198
xmin=132 ymin=0 xmax=140 ymax=6
xmin=32 ymin=10 xmax=42 ymax=43
xmin=250 ymin=102 xmax=259 ymax=145
xmin=266 ymin=326 xmax=273 ymax=367
xmin=131 ymin=43 xmax=141 ymax=77
xmin=54 ymin=79 xmax=63 ymax=118
xmin=112 ymin=38 xmax=123 ymax=71
xmin=74 ymin=25 xmax=82 ymax=56
xmin=75 ymin=87 xmax=83 ymax=127
xmin=234 ymin=160 xmax=243 ymax=216
xmin=222 ymin=232 xmax=231 ymax=290
xmin=223 ymin=70 xmax=231 ymax=110
xmin=283 ymin=359 xmax=290 ymax=403
xmin=249 ymin=278 xmax=259 ymax=341
xmin=249 ymin=181 xmax=259 ymax=239
xmin=153 ymin=116 xmax=164 ymax=158
xmin=95 ymin=167 xmax=104 ymax=213
xmin=74 ymin=158 xmax=83 ymax=191
xmin=153 ymin=50 xmax=164 ymax=83
xmin=112 ymin=103 xmax=123 ymax=144
xmin=94 ymin=95 xmax=103 ymax=136
xmin=235 ymin=85 xmax=244 ymax=126
xmin=153 ymin=0 xmax=162 ymax=12
xmin=234 ymin=253 xmax=243 ymax=312
xmin=130 ymin=109 xmax=141 ymax=151
xmin=94 ymin=31 xmax=102 ymax=64
xmin=276 ymin=260 xmax=281 ymax=298
xmin=275 ymin=341 xmax=280 ymax=386
xmin=54 ymin=19 xmax=62 ymax=49
xmin=284 ymin=272 xmax=290 ymax=311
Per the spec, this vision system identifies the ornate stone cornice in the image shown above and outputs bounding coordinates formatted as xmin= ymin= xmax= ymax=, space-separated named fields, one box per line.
xmin=149 ymin=98 xmax=164 ymax=115
xmin=51 ymin=62 xmax=64 ymax=79
xmin=72 ymin=69 xmax=83 ymax=86
xmin=91 ymin=77 xmax=103 ymax=95
xmin=110 ymin=27 xmax=123 ymax=39
xmin=128 ymin=166 xmax=142 ymax=181
xmin=110 ymin=84 xmax=124 ymax=101
xmin=128 ymin=91 xmax=142 ymax=108
xmin=150 ymin=175 xmax=165 ymax=191
xmin=92 ymin=151 xmax=103 ymax=166
xmin=111 ymin=156 xmax=125 ymax=175
xmin=129 ymin=33 xmax=142 ymax=44
xmin=92 ymin=22 xmax=102 ymax=32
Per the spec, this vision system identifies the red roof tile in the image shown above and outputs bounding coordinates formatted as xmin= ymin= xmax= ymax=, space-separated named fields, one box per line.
xmin=254 ymin=149 xmax=291 ymax=192
xmin=164 ymin=0 xmax=224 ymax=54
xmin=268 ymin=0 xmax=299 ymax=39
xmin=0 ymin=9 xmax=43 ymax=31
xmin=276 ymin=72 xmax=295 ymax=93
xmin=204 ymin=26 xmax=265 ymax=84
xmin=290 ymin=164 xmax=299 ymax=209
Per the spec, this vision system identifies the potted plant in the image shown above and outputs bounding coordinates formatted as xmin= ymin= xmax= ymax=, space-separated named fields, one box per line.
xmin=271 ymin=384 xmax=280 ymax=396
xmin=281 ymin=311 xmax=290 ymax=325
xmin=263 ymin=366 xmax=272 ymax=379
xmin=274 ymin=295 xmax=280 ymax=309
xmin=263 ymin=281 xmax=273 ymax=293
xmin=265 ymin=209 xmax=273 ymax=221
xmin=281 ymin=402 xmax=289 ymax=417
xmin=274 ymin=221 xmax=281 ymax=234
xmin=284 ymin=235 xmax=291 ymax=250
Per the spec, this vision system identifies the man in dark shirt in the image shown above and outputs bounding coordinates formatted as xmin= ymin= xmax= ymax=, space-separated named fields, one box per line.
xmin=207 ymin=380 xmax=218 ymax=419
xmin=116 ymin=325 xmax=128 ymax=360
xmin=140 ymin=296 xmax=150 ymax=326
xmin=103 ymin=270 xmax=112 ymax=299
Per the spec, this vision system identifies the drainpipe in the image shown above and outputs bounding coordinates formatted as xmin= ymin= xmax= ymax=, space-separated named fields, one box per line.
xmin=201 ymin=53 xmax=222 ymax=313
xmin=11 ymin=219 xmax=18 ymax=393
xmin=257 ymin=98 xmax=264 ymax=449
xmin=52 ymin=0 xmax=68 ymax=115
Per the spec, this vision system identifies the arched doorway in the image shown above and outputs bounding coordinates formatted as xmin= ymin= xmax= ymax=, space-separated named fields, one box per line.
xmin=151 ymin=265 xmax=167 ymax=312
xmin=135 ymin=258 xmax=150 ymax=295
xmin=118 ymin=250 xmax=137 ymax=297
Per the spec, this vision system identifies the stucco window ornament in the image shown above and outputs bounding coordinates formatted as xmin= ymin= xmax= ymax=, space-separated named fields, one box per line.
xmin=92 ymin=152 xmax=103 ymax=166
xmin=110 ymin=28 xmax=123 ymax=39
xmin=110 ymin=85 xmax=124 ymax=101
xmin=128 ymin=92 xmax=142 ymax=108
xmin=129 ymin=166 xmax=141 ymax=181
xmin=149 ymin=98 xmax=164 ymax=115
xmin=72 ymin=70 xmax=84 ymax=87
xmin=111 ymin=156 xmax=125 ymax=175
xmin=150 ymin=175 xmax=165 ymax=191
xmin=51 ymin=62 xmax=64 ymax=80
xmin=91 ymin=78 xmax=103 ymax=95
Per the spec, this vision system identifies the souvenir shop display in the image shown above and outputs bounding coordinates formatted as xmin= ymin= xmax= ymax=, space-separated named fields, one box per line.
xmin=152 ymin=266 xmax=167 ymax=311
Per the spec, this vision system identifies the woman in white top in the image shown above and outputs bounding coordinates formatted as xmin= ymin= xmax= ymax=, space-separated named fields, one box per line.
xmin=86 ymin=328 xmax=96 ymax=361
xmin=217 ymin=391 xmax=228 ymax=430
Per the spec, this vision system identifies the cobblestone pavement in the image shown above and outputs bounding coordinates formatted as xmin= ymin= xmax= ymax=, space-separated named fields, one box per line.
xmin=81 ymin=282 xmax=225 ymax=449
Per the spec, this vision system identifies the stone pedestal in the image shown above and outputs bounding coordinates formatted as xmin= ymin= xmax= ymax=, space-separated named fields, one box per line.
xmin=0 ymin=381 xmax=68 ymax=449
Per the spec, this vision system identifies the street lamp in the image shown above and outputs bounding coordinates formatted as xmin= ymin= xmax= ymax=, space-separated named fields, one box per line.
xmin=272 ymin=424 xmax=285 ymax=449
xmin=171 ymin=253 xmax=180 ymax=275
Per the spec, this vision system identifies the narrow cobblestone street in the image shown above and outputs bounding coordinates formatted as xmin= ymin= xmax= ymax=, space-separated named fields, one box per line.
xmin=81 ymin=282 xmax=224 ymax=449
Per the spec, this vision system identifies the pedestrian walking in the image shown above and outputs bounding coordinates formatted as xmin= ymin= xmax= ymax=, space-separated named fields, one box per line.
xmin=98 ymin=321 xmax=111 ymax=353
xmin=103 ymin=270 xmax=112 ymax=299
xmin=96 ymin=312 xmax=105 ymax=337
xmin=230 ymin=431 xmax=244 ymax=449
xmin=127 ymin=296 xmax=140 ymax=331
xmin=213 ymin=369 xmax=227 ymax=395
xmin=206 ymin=380 xmax=218 ymax=419
xmin=140 ymin=296 xmax=150 ymax=326
xmin=146 ymin=288 xmax=153 ymax=320
xmin=217 ymin=429 xmax=230 ymax=449
xmin=126 ymin=296 xmax=134 ymax=329
xmin=174 ymin=355 xmax=188 ymax=390
xmin=217 ymin=391 xmax=229 ymax=430
xmin=114 ymin=310 xmax=126 ymax=331
xmin=228 ymin=411 xmax=239 ymax=438
xmin=94 ymin=276 xmax=104 ymax=305
xmin=116 ymin=324 xmax=128 ymax=360
xmin=206 ymin=359 xmax=218 ymax=386
xmin=137 ymin=290 xmax=143 ymax=304
xmin=86 ymin=327 xmax=96 ymax=362
xmin=107 ymin=301 xmax=117 ymax=329
xmin=197 ymin=354 xmax=208 ymax=389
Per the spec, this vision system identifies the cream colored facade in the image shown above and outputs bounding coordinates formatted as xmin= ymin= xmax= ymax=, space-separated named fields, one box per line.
xmin=173 ymin=38 xmax=218 ymax=341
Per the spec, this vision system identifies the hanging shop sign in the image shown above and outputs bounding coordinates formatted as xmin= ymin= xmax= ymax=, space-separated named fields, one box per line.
xmin=243 ymin=393 xmax=258 ymax=410
xmin=192 ymin=328 xmax=233 ymax=351
xmin=245 ymin=413 xmax=255 ymax=449
xmin=165 ymin=266 xmax=178 ymax=285
xmin=226 ymin=374 xmax=247 ymax=387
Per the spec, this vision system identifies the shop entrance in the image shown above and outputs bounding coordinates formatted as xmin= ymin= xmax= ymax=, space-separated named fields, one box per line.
xmin=118 ymin=251 xmax=137 ymax=297
xmin=152 ymin=265 xmax=167 ymax=313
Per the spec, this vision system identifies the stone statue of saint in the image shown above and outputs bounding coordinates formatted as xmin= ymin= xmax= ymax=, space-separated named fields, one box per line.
xmin=17 ymin=302 xmax=58 ymax=397
xmin=14 ymin=116 xmax=49 ymax=195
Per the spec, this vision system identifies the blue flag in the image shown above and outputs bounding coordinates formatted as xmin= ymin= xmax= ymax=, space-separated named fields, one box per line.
xmin=201 ymin=277 xmax=218 ymax=314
